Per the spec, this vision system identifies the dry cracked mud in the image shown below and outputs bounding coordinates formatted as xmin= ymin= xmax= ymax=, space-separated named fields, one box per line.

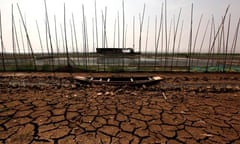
xmin=0 ymin=72 xmax=240 ymax=143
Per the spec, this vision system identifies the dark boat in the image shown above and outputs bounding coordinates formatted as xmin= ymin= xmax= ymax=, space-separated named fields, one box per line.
xmin=74 ymin=75 xmax=163 ymax=86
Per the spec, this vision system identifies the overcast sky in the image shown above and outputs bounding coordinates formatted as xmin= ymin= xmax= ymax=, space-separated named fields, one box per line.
xmin=0 ymin=0 xmax=240 ymax=53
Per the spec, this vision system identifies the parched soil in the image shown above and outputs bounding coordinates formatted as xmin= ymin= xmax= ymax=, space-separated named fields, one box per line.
xmin=0 ymin=72 xmax=240 ymax=144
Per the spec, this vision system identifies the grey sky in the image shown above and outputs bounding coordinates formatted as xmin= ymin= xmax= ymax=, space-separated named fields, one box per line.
xmin=0 ymin=0 xmax=239 ymax=53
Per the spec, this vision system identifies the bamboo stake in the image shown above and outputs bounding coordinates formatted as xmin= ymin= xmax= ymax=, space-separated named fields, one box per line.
xmin=223 ymin=15 xmax=231 ymax=71
xmin=138 ymin=4 xmax=146 ymax=70
xmin=0 ymin=10 xmax=6 ymax=71
xmin=133 ymin=16 xmax=135 ymax=49
xmin=206 ymin=6 xmax=229 ymax=72
xmin=19 ymin=19 xmax=26 ymax=55
xmin=113 ymin=19 xmax=116 ymax=48
xmin=44 ymin=0 xmax=54 ymax=72
xmin=176 ymin=20 xmax=184 ymax=66
xmin=191 ymin=14 xmax=203 ymax=66
xmin=164 ymin=0 xmax=167 ymax=71
xmin=187 ymin=3 xmax=193 ymax=72
xmin=94 ymin=0 xmax=98 ymax=48
xmin=64 ymin=3 xmax=70 ymax=68
xmin=60 ymin=24 xmax=65 ymax=61
xmin=69 ymin=19 xmax=75 ymax=55
xmin=171 ymin=9 xmax=182 ymax=71
xmin=36 ymin=20 xmax=44 ymax=56
xmin=122 ymin=0 xmax=125 ymax=48
xmin=54 ymin=16 xmax=60 ymax=65
xmin=17 ymin=4 xmax=37 ymax=70
xmin=230 ymin=18 xmax=240 ymax=70
xmin=72 ymin=14 xmax=80 ymax=65
xmin=155 ymin=3 xmax=164 ymax=70
xmin=13 ymin=16 xmax=21 ymax=63
xmin=197 ymin=19 xmax=209 ymax=66
xmin=12 ymin=4 xmax=18 ymax=70
xmin=92 ymin=18 xmax=95 ymax=67
xmin=117 ymin=11 xmax=120 ymax=48
xmin=145 ymin=16 xmax=150 ymax=63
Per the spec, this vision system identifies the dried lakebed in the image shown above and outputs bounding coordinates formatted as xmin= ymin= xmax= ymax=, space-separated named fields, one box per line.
xmin=0 ymin=73 xmax=240 ymax=143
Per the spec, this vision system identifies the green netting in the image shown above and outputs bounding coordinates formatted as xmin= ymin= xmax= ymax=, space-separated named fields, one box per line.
xmin=190 ymin=65 xmax=240 ymax=72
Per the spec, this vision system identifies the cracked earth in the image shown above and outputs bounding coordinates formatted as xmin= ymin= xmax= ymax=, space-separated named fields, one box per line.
xmin=0 ymin=72 xmax=240 ymax=144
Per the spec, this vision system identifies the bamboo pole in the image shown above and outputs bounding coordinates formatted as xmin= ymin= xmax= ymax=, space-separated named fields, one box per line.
xmin=133 ymin=16 xmax=135 ymax=49
xmin=191 ymin=14 xmax=203 ymax=66
xmin=12 ymin=4 xmax=18 ymax=70
xmin=155 ymin=3 xmax=164 ymax=70
xmin=60 ymin=24 xmax=65 ymax=63
xmin=176 ymin=20 xmax=184 ymax=67
xmin=17 ymin=4 xmax=37 ymax=70
xmin=196 ymin=19 xmax=209 ymax=66
xmin=44 ymin=0 xmax=55 ymax=72
xmin=206 ymin=6 xmax=229 ymax=72
xmin=164 ymin=0 xmax=167 ymax=71
xmin=113 ymin=19 xmax=116 ymax=48
xmin=171 ymin=9 xmax=182 ymax=71
xmin=223 ymin=15 xmax=231 ymax=71
xmin=94 ymin=0 xmax=98 ymax=48
xmin=13 ymin=16 xmax=21 ymax=64
xmin=36 ymin=20 xmax=44 ymax=56
xmin=117 ymin=11 xmax=120 ymax=48
xmin=187 ymin=3 xmax=193 ymax=72
xmin=63 ymin=3 xmax=70 ymax=68
xmin=230 ymin=18 xmax=240 ymax=71
xmin=19 ymin=19 xmax=26 ymax=55
xmin=122 ymin=0 xmax=125 ymax=48
xmin=138 ymin=4 xmax=146 ymax=70
xmin=54 ymin=16 xmax=60 ymax=65
xmin=0 ymin=10 xmax=6 ymax=71
xmin=72 ymin=14 xmax=80 ymax=65
xmin=145 ymin=16 xmax=150 ymax=64
xmin=70 ymin=19 xmax=75 ymax=56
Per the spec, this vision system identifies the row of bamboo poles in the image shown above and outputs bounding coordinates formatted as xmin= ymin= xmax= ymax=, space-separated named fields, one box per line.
xmin=0 ymin=0 xmax=240 ymax=72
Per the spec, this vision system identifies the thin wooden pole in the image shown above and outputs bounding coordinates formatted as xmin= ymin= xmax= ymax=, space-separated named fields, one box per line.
xmin=145 ymin=16 xmax=150 ymax=59
xmin=223 ymin=15 xmax=231 ymax=71
xmin=133 ymin=16 xmax=135 ymax=49
xmin=122 ymin=0 xmax=125 ymax=48
xmin=36 ymin=20 xmax=44 ymax=56
xmin=54 ymin=16 xmax=60 ymax=65
xmin=138 ymin=4 xmax=146 ymax=70
xmin=164 ymin=0 xmax=167 ymax=71
xmin=72 ymin=14 xmax=80 ymax=65
xmin=12 ymin=4 xmax=18 ymax=70
xmin=113 ymin=19 xmax=116 ymax=48
xmin=187 ymin=3 xmax=193 ymax=72
xmin=191 ymin=14 xmax=203 ymax=66
xmin=64 ymin=3 xmax=70 ymax=68
xmin=117 ymin=11 xmax=120 ymax=48
xmin=44 ymin=0 xmax=54 ymax=72
xmin=206 ymin=6 xmax=229 ymax=72
xmin=17 ymin=4 xmax=37 ymax=70
xmin=94 ymin=0 xmax=98 ymax=48
xmin=176 ymin=20 xmax=184 ymax=66
xmin=171 ymin=9 xmax=181 ymax=71
xmin=230 ymin=18 xmax=240 ymax=70
xmin=0 ymin=10 xmax=6 ymax=71
xmin=197 ymin=19 xmax=209 ymax=66
xmin=19 ymin=19 xmax=26 ymax=55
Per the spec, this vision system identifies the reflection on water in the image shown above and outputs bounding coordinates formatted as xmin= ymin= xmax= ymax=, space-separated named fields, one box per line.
xmin=35 ymin=56 xmax=216 ymax=67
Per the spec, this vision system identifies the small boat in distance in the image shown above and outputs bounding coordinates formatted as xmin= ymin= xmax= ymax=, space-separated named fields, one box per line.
xmin=96 ymin=48 xmax=140 ymax=55
xmin=74 ymin=75 xmax=163 ymax=86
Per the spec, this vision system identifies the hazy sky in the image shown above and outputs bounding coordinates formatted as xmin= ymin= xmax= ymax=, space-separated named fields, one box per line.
xmin=0 ymin=0 xmax=240 ymax=53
